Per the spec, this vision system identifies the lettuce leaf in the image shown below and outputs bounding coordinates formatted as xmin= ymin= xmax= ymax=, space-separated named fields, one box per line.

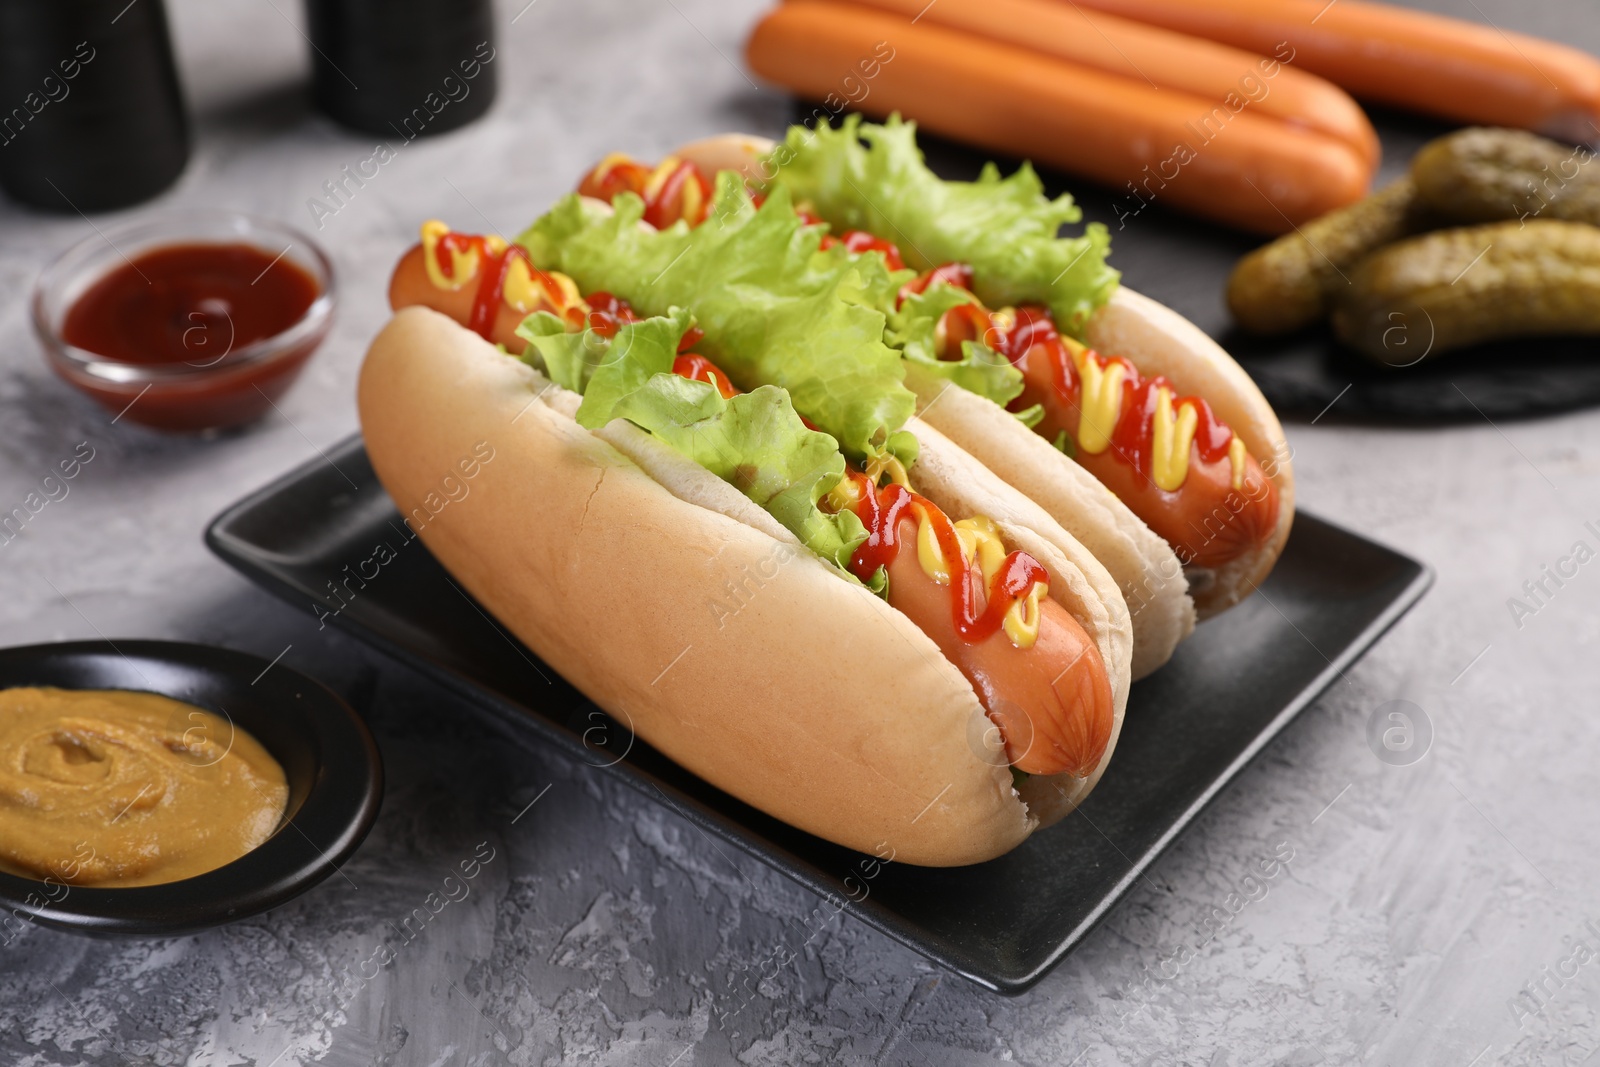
xmin=810 ymin=235 xmax=911 ymax=312
xmin=515 ymin=311 xmax=581 ymax=388
xmin=611 ymin=376 xmax=867 ymax=570
xmin=518 ymin=306 xmax=693 ymax=424
xmin=518 ymin=175 xmax=917 ymax=464
xmin=889 ymin=284 xmax=1024 ymax=407
xmin=1013 ymin=403 xmax=1047 ymax=430
xmin=761 ymin=114 xmax=1119 ymax=334
xmin=518 ymin=309 xmax=867 ymax=571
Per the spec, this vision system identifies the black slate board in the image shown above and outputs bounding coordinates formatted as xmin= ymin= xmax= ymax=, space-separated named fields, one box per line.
xmin=207 ymin=437 xmax=1430 ymax=993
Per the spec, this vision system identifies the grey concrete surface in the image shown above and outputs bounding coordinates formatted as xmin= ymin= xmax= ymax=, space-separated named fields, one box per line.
xmin=1 ymin=0 xmax=1597 ymax=1064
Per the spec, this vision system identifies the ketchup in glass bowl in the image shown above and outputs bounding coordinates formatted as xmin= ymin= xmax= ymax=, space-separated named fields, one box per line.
xmin=32 ymin=212 xmax=336 ymax=432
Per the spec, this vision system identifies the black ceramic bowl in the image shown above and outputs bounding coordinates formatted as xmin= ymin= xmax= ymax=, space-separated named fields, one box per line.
xmin=0 ymin=640 xmax=382 ymax=936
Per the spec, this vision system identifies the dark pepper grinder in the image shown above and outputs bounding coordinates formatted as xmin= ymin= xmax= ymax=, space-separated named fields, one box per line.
xmin=303 ymin=0 xmax=498 ymax=138
xmin=0 ymin=0 xmax=189 ymax=212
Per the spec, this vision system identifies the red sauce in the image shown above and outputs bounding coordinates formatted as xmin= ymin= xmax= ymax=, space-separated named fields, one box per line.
xmin=581 ymin=290 xmax=696 ymax=352
xmin=666 ymin=348 xmax=824 ymax=429
xmin=578 ymin=158 xmax=652 ymax=203
xmin=988 ymin=304 xmax=1056 ymax=364
xmin=643 ymin=161 xmax=713 ymax=229
xmin=1107 ymin=359 xmax=1157 ymax=473
xmin=62 ymin=243 xmax=317 ymax=365
xmin=56 ymin=242 xmax=327 ymax=432
xmin=672 ymin=353 xmax=737 ymax=398
xmin=792 ymin=207 xmax=839 ymax=240
xmin=437 ymin=238 xmax=705 ymax=371
xmin=980 ymin=303 xmax=1238 ymax=481
xmin=839 ymin=230 xmax=905 ymax=271
xmin=1188 ymin=398 xmax=1234 ymax=463
xmin=845 ymin=471 xmax=918 ymax=581
xmin=431 ymin=231 xmax=474 ymax=280
xmin=582 ymin=291 xmax=639 ymax=338
xmin=898 ymin=262 xmax=974 ymax=307
xmin=1100 ymin=368 xmax=1234 ymax=477
xmin=577 ymin=157 xmax=712 ymax=228
xmin=579 ymin=158 xmax=907 ymax=272
xmin=659 ymin=344 xmax=1048 ymax=638
xmin=843 ymin=471 xmax=1047 ymax=645
xmin=433 ymin=233 xmax=584 ymax=341
xmin=470 ymin=244 xmax=526 ymax=340
xmin=790 ymin=206 xmax=907 ymax=270
xmin=933 ymin=302 xmax=999 ymax=359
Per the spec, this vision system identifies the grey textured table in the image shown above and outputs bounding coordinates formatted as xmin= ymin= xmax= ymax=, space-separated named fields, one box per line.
xmin=2 ymin=1 xmax=1597 ymax=1064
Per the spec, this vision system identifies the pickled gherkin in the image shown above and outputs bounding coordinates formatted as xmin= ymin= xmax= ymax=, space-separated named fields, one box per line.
xmin=1227 ymin=181 xmax=1431 ymax=335
xmin=1412 ymin=128 xmax=1600 ymax=226
xmin=1332 ymin=220 xmax=1600 ymax=363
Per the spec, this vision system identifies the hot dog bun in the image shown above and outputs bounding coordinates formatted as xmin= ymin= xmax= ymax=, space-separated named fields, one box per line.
xmin=359 ymin=306 xmax=1131 ymax=865
xmin=677 ymin=132 xmax=1293 ymax=632
xmin=902 ymin=364 xmax=1195 ymax=669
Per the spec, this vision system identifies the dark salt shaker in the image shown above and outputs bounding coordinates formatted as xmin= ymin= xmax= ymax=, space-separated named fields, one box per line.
xmin=304 ymin=0 xmax=497 ymax=138
xmin=0 ymin=0 xmax=189 ymax=212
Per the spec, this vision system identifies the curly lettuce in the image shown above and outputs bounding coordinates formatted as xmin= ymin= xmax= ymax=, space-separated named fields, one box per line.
xmin=888 ymin=284 xmax=1025 ymax=407
xmin=518 ymin=175 xmax=916 ymax=465
xmin=760 ymin=114 xmax=1119 ymax=334
xmin=517 ymin=309 xmax=867 ymax=570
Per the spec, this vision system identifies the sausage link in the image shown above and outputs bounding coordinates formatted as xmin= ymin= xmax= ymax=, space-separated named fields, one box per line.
xmin=883 ymin=515 xmax=1114 ymax=777
xmin=1069 ymin=0 xmax=1600 ymax=140
xmin=746 ymin=0 xmax=1372 ymax=234
xmin=388 ymin=243 xmax=533 ymax=352
xmin=1010 ymin=347 xmax=1280 ymax=569
xmin=838 ymin=0 xmax=1379 ymax=168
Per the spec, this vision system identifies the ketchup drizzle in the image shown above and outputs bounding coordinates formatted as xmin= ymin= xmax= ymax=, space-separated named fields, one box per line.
xmin=469 ymin=245 xmax=525 ymax=340
xmin=583 ymin=291 xmax=639 ymax=338
xmin=898 ymin=262 xmax=974 ymax=307
xmin=839 ymin=229 xmax=905 ymax=271
xmin=672 ymin=353 xmax=738 ymax=398
xmin=433 ymin=232 xmax=582 ymax=342
xmin=982 ymin=303 xmax=1238 ymax=482
xmin=643 ymin=161 xmax=712 ymax=229
xmin=843 ymin=471 xmax=1047 ymax=645
xmin=579 ymin=157 xmax=713 ymax=228
xmin=583 ymin=159 xmax=907 ymax=271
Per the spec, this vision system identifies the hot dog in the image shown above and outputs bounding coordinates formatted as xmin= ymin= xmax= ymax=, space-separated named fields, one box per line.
xmin=744 ymin=0 xmax=1373 ymax=234
xmin=969 ymin=306 xmax=1280 ymax=572
xmin=388 ymin=242 xmax=1120 ymax=774
xmin=372 ymin=211 xmax=1135 ymax=863
xmin=1067 ymin=0 xmax=1600 ymax=142
xmin=564 ymin=120 xmax=1292 ymax=671
xmin=556 ymin=151 xmax=1176 ymax=676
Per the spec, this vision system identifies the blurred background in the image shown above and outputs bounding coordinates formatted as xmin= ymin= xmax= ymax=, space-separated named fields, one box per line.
xmin=2 ymin=1 xmax=1599 ymax=1065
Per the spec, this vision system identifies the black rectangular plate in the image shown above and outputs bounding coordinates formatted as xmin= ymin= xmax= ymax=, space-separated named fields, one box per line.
xmin=207 ymin=435 xmax=1429 ymax=993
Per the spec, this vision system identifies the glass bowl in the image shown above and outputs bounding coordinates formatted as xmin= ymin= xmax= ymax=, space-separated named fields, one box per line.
xmin=31 ymin=211 xmax=336 ymax=432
